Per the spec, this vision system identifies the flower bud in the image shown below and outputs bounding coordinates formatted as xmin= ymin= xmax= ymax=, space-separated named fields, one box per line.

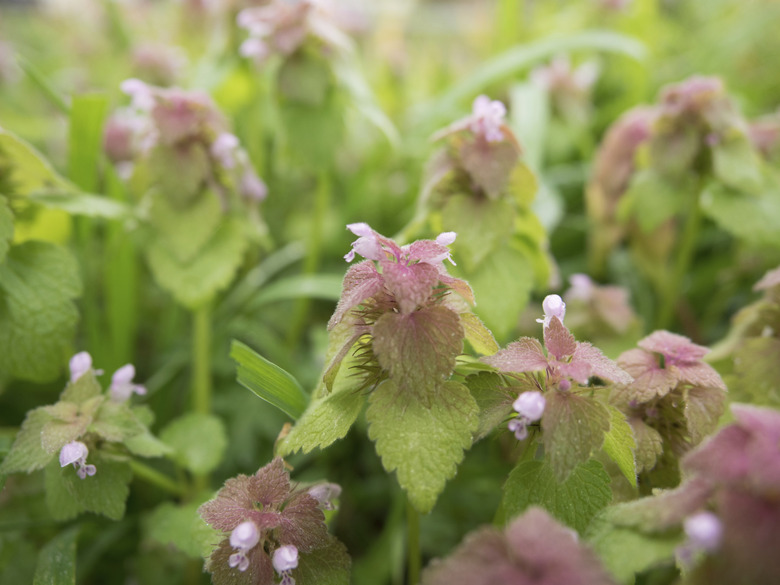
xmin=513 ymin=391 xmax=546 ymax=422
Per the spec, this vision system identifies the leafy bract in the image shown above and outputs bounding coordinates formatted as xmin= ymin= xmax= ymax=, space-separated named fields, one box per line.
xmin=503 ymin=459 xmax=612 ymax=534
xmin=372 ymin=305 xmax=463 ymax=404
xmin=160 ymin=413 xmax=227 ymax=475
xmin=542 ymin=391 xmax=611 ymax=482
xmin=0 ymin=241 xmax=82 ymax=381
xmin=366 ymin=379 xmax=478 ymax=513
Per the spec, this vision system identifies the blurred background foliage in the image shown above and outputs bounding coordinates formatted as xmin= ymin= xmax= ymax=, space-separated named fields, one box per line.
xmin=1 ymin=0 xmax=779 ymax=583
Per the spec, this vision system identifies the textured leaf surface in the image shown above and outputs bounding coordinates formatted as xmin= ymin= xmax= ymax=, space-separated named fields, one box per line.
xmin=89 ymin=401 xmax=147 ymax=442
xmin=0 ymin=408 xmax=53 ymax=475
xmin=732 ymin=337 xmax=780 ymax=406
xmin=701 ymin=182 xmax=780 ymax=247
xmin=146 ymin=500 xmax=218 ymax=559
xmin=45 ymin=457 xmax=132 ymax=520
xmin=160 ymin=413 xmax=227 ymax=475
xmin=602 ymin=407 xmax=637 ymax=487
xmin=441 ymin=195 xmax=514 ymax=270
xmin=459 ymin=312 xmax=499 ymax=355
xmin=460 ymin=245 xmax=534 ymax=341
xmin=630 ymin=418 xmax=664 ymax=473
xmin=231 ymin=340 xmax=309 ymax=419
xmin=294 ymin=535 xmax=351 ymax=585
xmin=460 ymin=139 xmax=520 ymax=197
xmin=372 ymin=305 xmax=463 ymax=403
xmin=482 ymin=337 xmax=548 ymax=373
xmin=466 ymin=371 xmax=514 ymax=440
xmin=587 ymin=519 xmax=679 ymax=585
xmin=367 ymin=379 xmax=478 ymax=513
xmin=0 ymin=241 xmax=82 ymax=381
xmin=503 ymin=459 xmax=612 ymax=534
xmin=33 ymin=527 xmax=78 ymax=585
xmin=683 ymin=385 xmax=726 ymax=445
xmin=146 ymin=217 xmax=248 ymax=309
xmin=542 ymin=391 xmax=611 ymax=482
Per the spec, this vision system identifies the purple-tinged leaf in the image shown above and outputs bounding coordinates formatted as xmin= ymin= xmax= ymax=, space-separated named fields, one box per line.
xmin=372 ymin=305 xmax=463 ymax=402
xmin=482 ymin=337 xmax=548 ymax=374
xmin=753 ymin=265 xmax=780 ymax=291
xmin=573 ymin=343 xmax=633 ymax=385
xmin=327 ymin=260 xmax=383 ymax=330
xmin=438 ymin=271 xmax=475 ymax=305
xmin=638 ymin=330 xmax=709 ymax=364
xmin=421 ymin=507 xmax=617 ymax=585
xmin=381 ymin=260 xmax=439 ymax=314
xmin=617 ymin=348 xmax=679 ymax=401
xmin=675 ymin=361 xmax=727 ymax=390
xmin=209 ymin=539 xmax=274 ymax=585
xmin=459 ymin=137 xmax=520 ymax=198
xmin=684 ymin=386 xmax=726 ymax=445
xmin=629 ymin=417 xmax=664 ymax=473
xmin=542 ymin=391 xmax=611 ymax=482
xmin=405 ymin=239 xmax=454 ymax=266
xmin=557 ymin=360 xmax=593 ymax=385
xmin=544 ymin=317 xmax=577 ymax=360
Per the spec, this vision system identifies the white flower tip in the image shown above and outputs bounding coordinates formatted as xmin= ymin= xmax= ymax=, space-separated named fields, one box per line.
xmin=69 ymin=351 xmax=93 ymax=382
xmin=273 ymin=545 xmax=299 ymax=573
xmin=112 ymin=363 xmax=136 ymax=386
xmin=542 ymin=294 xmax=566 ymax=323
xmin=513 ymin=391 xmax=546 ymax=421
xmin=435 ymin=232 xmax=457 ymax=246
xmin=684 ymin=511 xmax=723 ymax=552
xmin=59 ymin=441 xmax=88 ymax=467
xmin=230 ymin=521 xmax=261 ymax=551
xmin=346 ymin=222 xmax=373 ymax=237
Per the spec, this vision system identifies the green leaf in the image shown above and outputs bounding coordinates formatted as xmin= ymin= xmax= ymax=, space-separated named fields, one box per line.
xmin=630 ymin=418 xmax=664 ymax=473
xmin=33 ymin=527 xmax=79 ymax=585
xmin=145 ymin=500 xmax=218 ymax=559
xmin=145 ymin=143 xmax=210 ymax=207
xmin=0 ymin=241 xmax=82 ymax=382
xmin=460 ymin=312 xmax=500 ymax=356
xmin=89 ymin=401 xmax=147 ymax=442
xmin=542 ymin=391 xmax=611 ymax=482
xmin=683 ymin=385 xmax=726 ymax=445
xmin=231 ymin=340 xmax=309 ymax=419
xmin=0 ymin=195 xmax=12 ymax=263
xmin=26 ymin=190 xmax=129 ymax=219
xmin=67 ymin=93 xmax=108 ymax=193
xmin=280 ymin=98 xmax=345 ymax=169
xmin=711 ymin=134 xmax=763 ymax=194
xmin=61 ymin=371 xmax=102 ymax=404
xmin=124 ymin=431 xmax=173 ymax=458
xmin=458 ymin=245 xmax=534 ymax=341
xmin=159 ymin=413 xmax=227 ymax=475
xmin=619 ymin=170 xmax=688 ymax=233
xmin=366 ymin=379 xmax=478 ymax=513
xmin=465 ymin=371 xmax=513 ymax=440
xmin=441 ymin=195 xmax=514 ymax=271
xmin=0 ymin=127 xmax=71 ymax=195
xmin=0 ymin=408 xmax=54 ymax=475
xmin=602 ymin=407 xmax=637 ymax=487
xmin=146 ymin=216 xmax=248 ymax=309
xmin=503 ymin=459 xmax=612 ymax=534
xmin=149 ymin=190 xmax=222 ymax=264
xmin=732 ymin=337 xmax=780 ymax=407
xmin=295 ymin=535 xmax=351 ymax=585
xmin=372 ymin=305 xmax=463 ymax=405
xmin=277 ymin=352 xmax=366 ymax=456
xmin=45 ymin=456 xmax=133 ymax=521
xmin=700 ymin=182 xmax=780 ymax=247
xmin=587 ymin=518 xmax=679 ymax=585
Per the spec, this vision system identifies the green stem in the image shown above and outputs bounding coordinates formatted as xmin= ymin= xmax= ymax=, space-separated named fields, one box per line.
xmin=655 ymin=191 xmax=703 ymax=330
xmin=192 ymin=302 xmax=213 ymax=416
xmin=286 ymin=170 xmax=331 ymax=348
xmin=406 ymin=497 xmax=421 ymax=585
xmin=129 ymin=460 xmax=186 ymax=496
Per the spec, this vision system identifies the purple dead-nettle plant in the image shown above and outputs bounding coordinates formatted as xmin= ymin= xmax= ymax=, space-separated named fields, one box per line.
xmin=237 ymin=0 xmax=351 ymax=66
xmin=562 ymin=273 xmax=639 ymax=339
xmin=610 ymin=330 xmax=727 ymax=482
xmin=198 ymin=458 xmax=348 ymax=585
xmin=109 ymin=364 xmax=147 ymax=402
xmin=69 ymin=351 xmax=103 ymax=382
xmin=421 ymin=507 xmax=617 ymax=585
xmin=482 ymin=295 xmax=631 ymax=480
xmin=531 ymin=55 xmax=599 ymax=123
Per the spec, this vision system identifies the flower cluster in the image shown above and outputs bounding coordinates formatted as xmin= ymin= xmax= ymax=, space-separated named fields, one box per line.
xmin=611 ymin=331 xmax=727 ymax=477
xmin=421 ymin=507 xmax=617 ymax=585
xmin=198 ymin=458 xmax=342 ymax=585
xmin=562 ymin=273 xmax=639 ymax=337
xmin=104 ymin=79 xmax=266 ymax=204
xmin=237 ymin=0 xmax=350 ymax=66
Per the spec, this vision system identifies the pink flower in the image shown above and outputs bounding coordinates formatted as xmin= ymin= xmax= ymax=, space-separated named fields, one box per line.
xmin=469 ymin=95 xmax=507 ymax=143
xmin=59 ymin=441 xmax=96 ymax=479
xmin=109 ymin=364 xmax=147 ymax=402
